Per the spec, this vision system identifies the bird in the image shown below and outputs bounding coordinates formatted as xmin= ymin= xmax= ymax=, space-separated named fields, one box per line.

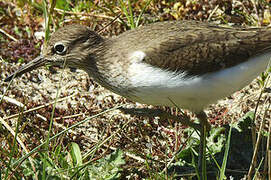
xmin=4 ymin=20 xmax=271 ymax=174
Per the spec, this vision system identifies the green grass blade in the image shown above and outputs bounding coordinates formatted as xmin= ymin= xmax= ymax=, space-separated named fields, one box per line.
xmin=135 ymin=0 xmax=153 ymax=27
xmin=119 ymin=0 xmax=135 ymax=29
xmin=42 ymin=0 xmax=51 ymax=43
xmin=11 ymin=105 xmax=123 ymax=168
xmin=127 ymin=0 xmax=135 ymax=29
xmin=191 ymin=147 xmax=200 ymax=179
xmin=202 ymin=126 xmax=207 ymax=180
xmin=4 ymin=111 xmax=23 ymax=180
xmin=219 ymin=126 xmax=232 ymax=180
xmin=252 ymin=157 xmax=264 ymax=180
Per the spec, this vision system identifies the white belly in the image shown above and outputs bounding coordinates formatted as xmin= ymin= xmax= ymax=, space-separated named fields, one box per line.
xmin=127 ymin=52 xmax=271 ymax=112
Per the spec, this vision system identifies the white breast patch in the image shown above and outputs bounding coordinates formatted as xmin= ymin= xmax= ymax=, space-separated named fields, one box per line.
xmin=127 ymin=50 xmax=271 ymax=112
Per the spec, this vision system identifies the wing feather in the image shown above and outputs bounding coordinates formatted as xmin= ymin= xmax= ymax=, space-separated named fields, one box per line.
xmin=112 ymin=21 xmax=271 ymax=76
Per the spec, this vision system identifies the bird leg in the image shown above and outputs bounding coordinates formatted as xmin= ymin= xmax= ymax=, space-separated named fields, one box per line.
xmin=119 ymin=107 xmax=201 ymax=130
xmin=119 ymin=107 xmax=210 ymax=178
xmin=196 ymin=111 xmax=210 ymax=179
xmin=196 ymin=111 xmax=211 ymax=132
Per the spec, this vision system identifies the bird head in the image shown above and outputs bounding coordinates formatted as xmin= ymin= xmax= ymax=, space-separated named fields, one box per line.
xmin=5 ymin=24 xmax=104 ymax=82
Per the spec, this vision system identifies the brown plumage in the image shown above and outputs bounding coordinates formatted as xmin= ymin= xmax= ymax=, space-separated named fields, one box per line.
xmin=109 ymin=20 xmax=271 ymax=75
xmin=4 ymin=21 xmax=271 ymax=110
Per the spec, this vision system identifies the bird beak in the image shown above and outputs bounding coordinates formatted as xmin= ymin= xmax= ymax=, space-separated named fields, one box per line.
xmin=4 ymin=55 xmax=47 ymax=82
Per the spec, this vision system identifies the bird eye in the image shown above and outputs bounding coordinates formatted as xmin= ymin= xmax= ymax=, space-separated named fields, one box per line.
xmin=54 ymin=42 xmax=67 ymax=55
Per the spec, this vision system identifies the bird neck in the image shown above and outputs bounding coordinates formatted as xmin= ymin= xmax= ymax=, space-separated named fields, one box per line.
xmin=82 ymin=38 xmax=131 ymax=94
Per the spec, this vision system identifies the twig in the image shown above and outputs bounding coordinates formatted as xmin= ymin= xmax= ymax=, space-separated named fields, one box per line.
xmin=3 ymin=93 xmax=76 ymax=120
xmin=0 ymin=117 xmax=29 ymax=154
xmin=207 ymin=5 xmax=219 ymax=22
xmin=98 ymin=13 xmax=122 ymax=34
xmin=11 ymin=105 xmax=123 ymax=171
xmin=0 ymin=28 xmax=18 ymax=41
xmin=250 ymin=0 xmax=260 ymax=26
xmin=268 ymin=150 xmax=271 ymax=180
xmin=162 ymin=130 xmax=194 ymax=173
xmin=54 ymin=8 xmax=115 ymax=20
xmin=0 ymin=95 xmax=25 ymax=109
xmin=0 ymin=117 xmax=36 ymax=177
xmin=54 ymin=113 xmax=84 ymax=120
xmin=36 ymin=113 xmax=47 ymax=121
xmin=82 ymin=116 xmax=147 ymax=163
xmin=263 ymin=100 xmax=271 ymax=179
xmin=247 ymin=97 xmax=270 ymax=179
xmin=32 ymin=106 xmax=146 ymax=164
xmin=89 ymin=137 xmax=146 ymax=163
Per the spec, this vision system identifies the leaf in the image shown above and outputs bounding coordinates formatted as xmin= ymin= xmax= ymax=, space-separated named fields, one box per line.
xmin=234 ymin=111 xmax=254 ymax=132
xmin=54 ymin=0 xmax=70 ymax=10
xmin=207 ymin=127 xmax=226 ymax=154
xmin=105 ymin=148 xmax=125 ymax=166
xmin=177 ymin=147 xmax=193 ymax=164
xmin=87 ymin=149 xmax=126 ymax=180
xmin=70 ymin=142 xmax=83 ymax=166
